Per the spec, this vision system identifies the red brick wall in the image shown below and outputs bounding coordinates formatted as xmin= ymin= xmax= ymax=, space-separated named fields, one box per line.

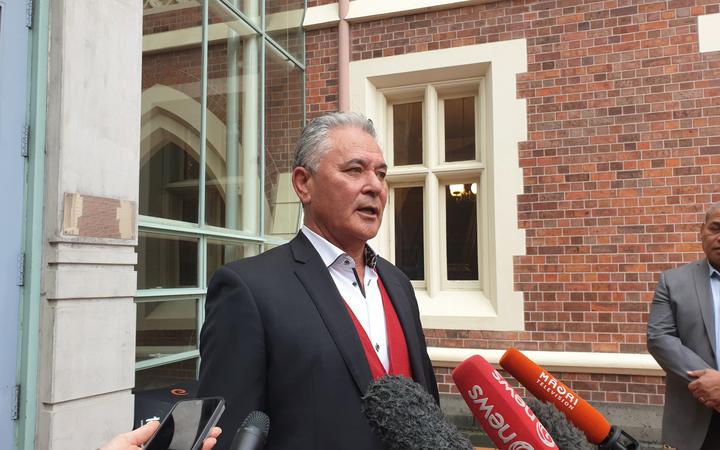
xmin=306 ymin=28 xmax=340 ymax=118
xmin=305 ymin=0 xmax=720 ymax=406
xmin=435 ymin=367 xmax=666 ymax=406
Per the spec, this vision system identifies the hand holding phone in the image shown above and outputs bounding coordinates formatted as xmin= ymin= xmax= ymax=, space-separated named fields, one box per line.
xmin=144 ymin=397 xmax=225 ymax=450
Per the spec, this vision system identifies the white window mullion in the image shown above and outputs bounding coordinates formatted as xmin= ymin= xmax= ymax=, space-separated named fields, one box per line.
xmin=424 ymin=85 xmax=441 ymax=297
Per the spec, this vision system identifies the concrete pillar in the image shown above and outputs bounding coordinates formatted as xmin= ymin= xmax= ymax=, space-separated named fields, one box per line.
xmin=38 ymin=0 xmax=142 ymax=448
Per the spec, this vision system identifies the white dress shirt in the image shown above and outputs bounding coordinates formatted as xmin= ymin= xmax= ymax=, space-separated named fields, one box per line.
xmin=302 ymin=226 xmax=389 ymax=370
xmin=709 ymin=262 xmax=720 ymax=370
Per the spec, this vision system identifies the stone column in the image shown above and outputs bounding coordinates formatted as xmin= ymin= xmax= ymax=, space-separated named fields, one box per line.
xmin=37 ymin=0 xmax=142 ymax=448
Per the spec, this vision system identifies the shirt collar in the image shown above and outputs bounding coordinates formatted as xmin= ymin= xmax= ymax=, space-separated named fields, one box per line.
xmin=708 ymin=260 xmax=720 ymax=279
xmin=301 ymin=225 xmax=378 ymax=269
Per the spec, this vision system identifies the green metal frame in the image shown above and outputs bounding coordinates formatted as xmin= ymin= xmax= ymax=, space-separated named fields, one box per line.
xmin=15 ymin=0 xmax=49 ymax=448
xmin=135 ymin=0 xmax=306 ymax=376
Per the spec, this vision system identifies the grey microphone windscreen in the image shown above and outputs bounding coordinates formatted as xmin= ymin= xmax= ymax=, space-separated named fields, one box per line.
xmin=361 ymin=375 xmax=473 ymax=450
xmin=524 ymin=397 xmax=595 ymax=450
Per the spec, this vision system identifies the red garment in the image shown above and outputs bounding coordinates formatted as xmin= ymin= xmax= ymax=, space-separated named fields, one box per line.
xmin=343 ymin=277 xmax=413 ymax=380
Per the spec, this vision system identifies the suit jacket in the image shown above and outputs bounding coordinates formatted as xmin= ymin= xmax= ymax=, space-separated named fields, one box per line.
xmin=197 ymin=232 xmax=439 ymax=450
xmin=647 ymin=259 xmax=717 ymax=450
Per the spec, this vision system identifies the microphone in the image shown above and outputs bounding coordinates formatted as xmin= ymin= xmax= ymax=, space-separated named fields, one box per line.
xmin=451 ymin=355 xmax=558 ymax=450
xmin=229 ymin=410 xmax=270 ymax=450
xmin=499 ymin=348 xmax=640 ymax=450
xmin=361 ymin=375 xmax=473 ymax=450
xmin=524 ymin=397 xmax=594 ymax=450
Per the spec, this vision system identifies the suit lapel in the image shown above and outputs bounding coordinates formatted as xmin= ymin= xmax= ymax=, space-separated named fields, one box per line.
xmin=376 ymin=259 xmax=430 ymax=389
xmin=693 ymin=259 xmax=717 ymax=359
xmin=289 ymin=233 xmax=373 ymax=395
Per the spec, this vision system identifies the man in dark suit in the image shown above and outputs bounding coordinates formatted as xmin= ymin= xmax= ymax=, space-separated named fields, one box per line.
xmin=648 ymin=202 xmax=720 ymax=450
xmin=197 ymin=112 xmax=438 ymax=450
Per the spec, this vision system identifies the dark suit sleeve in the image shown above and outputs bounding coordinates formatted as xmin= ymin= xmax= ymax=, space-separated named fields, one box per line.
xmin=197 ymin=265 xmax=267 ymax=450
xmin=398 ymin=272 xmax=440 ymax=403
xmin=647 ymin=272 xmax=713 ymax=382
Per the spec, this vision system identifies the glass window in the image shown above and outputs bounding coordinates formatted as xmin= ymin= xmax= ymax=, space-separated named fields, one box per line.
xmin=266 ymin=0 xmax=304 ymax=61
xmin=138 ymin=0 xmax=304 ymax=390
xmin=206 ymin=1 xmax=262 ymax=233
xmin=207 ymin=239 xmax=261 ymax=282
xmin=383 ymin=82 xmax=482 ymax=294
xmin=264 ymin=43 xmax=304 ymax=240
xmin=212 ymin=0 xmax=261 ymax=27
xmin=445 ymin=183 xmax=478 ymax=281
xmin=136 ymin=298 xmax=199 ymax=363
xmin=394 ymin=187 xmax=424 ymax=281
xmin=137 ymin=231 xmax=199 ymax=290
xmin=140 ymin=4 xmax=203 ymax=223
xmin=393 ymin=102 xmax=423 ymax=166
xmin=444 ymin=96 xmax=476 ymax=162
xmin=135 ymin=358 xmax=199 ymax=392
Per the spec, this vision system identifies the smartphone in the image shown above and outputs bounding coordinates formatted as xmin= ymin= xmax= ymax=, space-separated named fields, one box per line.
xmin=143 ymin=397 xmax=225 ymax=450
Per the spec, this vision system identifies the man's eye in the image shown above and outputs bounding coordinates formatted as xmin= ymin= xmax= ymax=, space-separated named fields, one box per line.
xmin=377 ymin=171 xmax=387 ymax=180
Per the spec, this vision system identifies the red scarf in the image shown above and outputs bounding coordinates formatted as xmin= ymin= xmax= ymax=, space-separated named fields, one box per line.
xmin=343 ymin=277 xmax=412 ymax=380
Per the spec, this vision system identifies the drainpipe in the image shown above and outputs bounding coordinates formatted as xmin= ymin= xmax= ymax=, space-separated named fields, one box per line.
xmin=338 ymin=0 xmax=350 ymax=111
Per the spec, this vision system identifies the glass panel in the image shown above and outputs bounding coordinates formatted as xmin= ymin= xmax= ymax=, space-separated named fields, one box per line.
xmin=137 ymin=231 xmax=199 ymax=289
xmin=136 ymin=298 xmax=199 ymax=363
xmin=207 ymin=239 xmax=261 ymax=282
xmin=211 ymin=0 xmax=261 ymax=27
xmin=444 ymin=97 xmax=476 ymax=162
xmin=205 ymin=1 xmax=262 ymax=233
xmin=140 ymin=3 xmax=203 ymax=222
xmin=264 ymin=43 xmax=304 ymax=240
xmin=134 ymin=358 xmax=199 ymax=392
xmin=445 ymin=183 xmax=478 ymax=280
xmin=266 ymin=0 xmax=304 ymax=60
xmin=393 ymin=102 xmax=423 ymax=166
xmin=394 ymin=187 xmax=424 ymax=281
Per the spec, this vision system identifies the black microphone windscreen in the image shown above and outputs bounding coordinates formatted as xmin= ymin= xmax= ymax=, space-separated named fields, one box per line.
xmin=229 ymin=410 xmax=269 ymax=450
xmin=524 ymin=398 xmax=594 ymax=450
xmin=361 ymin=375 xmax=473 ymax=450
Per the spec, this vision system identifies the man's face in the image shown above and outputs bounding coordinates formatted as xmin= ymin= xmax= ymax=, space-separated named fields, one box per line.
xmin=294 ymin=126 xmax=388 ymax=252
xmin=701 ymin=208 xmax=720 ymax=269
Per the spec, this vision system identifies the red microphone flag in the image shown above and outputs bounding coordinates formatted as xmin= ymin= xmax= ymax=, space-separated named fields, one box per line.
xmin=499 ymin=348 xmax=612 ymax=445
xmin=452 ymin=355 xmax=557 ymax=450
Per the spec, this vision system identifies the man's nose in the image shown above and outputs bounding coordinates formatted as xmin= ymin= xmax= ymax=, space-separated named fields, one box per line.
xmin=363 ymin=172 xmax=384 ymax=195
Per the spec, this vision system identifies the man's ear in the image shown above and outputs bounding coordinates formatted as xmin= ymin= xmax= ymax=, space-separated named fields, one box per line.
xmin=292 ymin=166 xmax=312 ymax=205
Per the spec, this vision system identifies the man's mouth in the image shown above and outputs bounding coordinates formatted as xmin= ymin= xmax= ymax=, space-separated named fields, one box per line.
xmin=357 ymin=206 xmax=379 ymax=216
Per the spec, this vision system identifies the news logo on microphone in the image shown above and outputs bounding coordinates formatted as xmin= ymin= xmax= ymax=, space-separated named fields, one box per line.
xmin=453 ymin=355 xmax=558 ymax=450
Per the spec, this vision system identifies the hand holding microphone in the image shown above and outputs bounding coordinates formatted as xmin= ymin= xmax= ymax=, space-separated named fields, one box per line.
xmin=500 ymin=348 xmax=640 ymax=450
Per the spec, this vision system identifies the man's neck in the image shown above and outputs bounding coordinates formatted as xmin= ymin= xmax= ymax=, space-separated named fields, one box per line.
xmin=302 ymin=223 xmax=366 ymax=264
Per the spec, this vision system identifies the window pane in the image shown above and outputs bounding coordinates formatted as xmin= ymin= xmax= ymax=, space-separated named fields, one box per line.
xmin=393 ymin=102 xmax=423 ymax=166
xmin=140 ymin=4 xmax=203 ymax=222
xmin=264 ymin=43 xmax=304 ymax=240
xmin=212 ymin=0 xmax=261 ymax=27
xmin=266 ymin=0 xmax=304 ymax=61
xmin=136 ymin=298 xmax=199 ymax=363
xmin=205 ymin=1 xmax=262 ymax=233
xmin=137 ymin=231 xmax=199 ymax=289
xmin=394 ymin=187 xmax=424 ymax=280
xmin=446 ymin=183 xmax=478 ymax=280
xmin=207 ymin=239 xmax=261 ymax=282
xmin=444 ymin=97 xmax=475 ymax=162
xmin=134 ymin=358 xmax=198 ymax=392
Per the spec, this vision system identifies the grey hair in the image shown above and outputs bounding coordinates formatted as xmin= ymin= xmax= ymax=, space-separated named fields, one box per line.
xmin=706 ymin=202 xmax=720 ymax=222
xmin=293 ymin=112 xmax=377 ymax=172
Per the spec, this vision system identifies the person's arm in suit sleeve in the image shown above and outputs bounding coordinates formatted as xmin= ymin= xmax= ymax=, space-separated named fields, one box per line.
xmin=197 ymin=265 xmax=267 ymax=450
xmin=402 ymin=275 xmax=440 ymax=404
xmin=647 ymin=272 xmax=713 ymax=383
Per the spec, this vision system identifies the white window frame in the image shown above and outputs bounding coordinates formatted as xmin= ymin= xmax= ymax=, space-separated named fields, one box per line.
xmin=386 ymin=81 xmax=485 ymax=294
xmin=350 ymin=40 xmax=528 ymax=330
